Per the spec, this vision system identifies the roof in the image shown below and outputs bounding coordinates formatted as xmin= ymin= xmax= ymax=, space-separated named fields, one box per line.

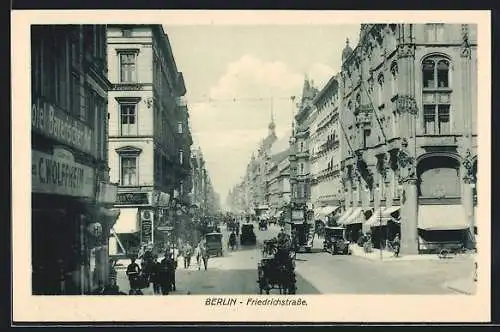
xmin=270 ymin=149 xmax=290 ymax=164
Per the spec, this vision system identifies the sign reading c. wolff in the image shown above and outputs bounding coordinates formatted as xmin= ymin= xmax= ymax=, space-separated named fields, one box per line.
xmin=32 ymin=100 xmax=94 ymax=156
xmin=32 ymin=149 xmax=95 ymax=198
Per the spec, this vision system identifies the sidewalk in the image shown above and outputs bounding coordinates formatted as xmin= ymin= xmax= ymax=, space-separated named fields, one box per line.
xmin=445 ymin=277 xmax=477 ymax=295
xmin=349 ymin=244 xmax=443 ymax=262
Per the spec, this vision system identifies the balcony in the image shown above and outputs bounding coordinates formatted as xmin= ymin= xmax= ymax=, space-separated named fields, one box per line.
xmin=296 ymin=150 xmax=310 ymax=159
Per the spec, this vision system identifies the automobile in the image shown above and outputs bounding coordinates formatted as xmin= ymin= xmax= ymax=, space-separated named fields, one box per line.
xmin=204 ymin=232 xmax=223 ymax=257
xmin=240 ymin=223 xmax=257 ymax=245
xmin=323 ymin=226 xmax=350 ymax=255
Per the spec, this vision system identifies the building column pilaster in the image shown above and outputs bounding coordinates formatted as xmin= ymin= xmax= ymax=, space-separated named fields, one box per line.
xmin=400 ymin=178 xmax=419 ymax=255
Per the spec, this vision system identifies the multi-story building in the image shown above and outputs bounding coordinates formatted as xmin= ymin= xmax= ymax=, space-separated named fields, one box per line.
xmin=337 ymin=24 xmax=477 ymax=254
xmin=31 ymin=25 xmax=118 ymax=294
xmin=289 ymin=78 xmax=319 ymax=209
xmin=106 ymin=25 xmax=192 ymax=256
xmin=265 ymin=133 xmax=291 ymax=216
xmin=309 ymin=75 xmax=344 ymax=225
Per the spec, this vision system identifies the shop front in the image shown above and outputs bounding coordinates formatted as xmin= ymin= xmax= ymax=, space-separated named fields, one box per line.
xmin=365 ymin=206 xmax=401 ymax=250
xmin=340 ymin=207 xmax=364 ymax=243
xmin=417 ymin=204 xmax=470 ymax=253
xmin=31 ymin=147 xmax=99 ymax=295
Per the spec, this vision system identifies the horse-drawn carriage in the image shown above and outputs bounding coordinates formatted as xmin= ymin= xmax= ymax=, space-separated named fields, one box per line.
xmin=257 ymin=238 xmax=296 ymax=294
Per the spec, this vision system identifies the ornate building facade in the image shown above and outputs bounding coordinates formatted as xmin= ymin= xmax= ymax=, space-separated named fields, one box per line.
xmin=337 ymin=24 xmax=477 ymax=254
xmin=310 ymin=75 xmax=344 ymax=224
xmin=106 ymin=25 xmax=192 ymax=256
xmin=289 ymin=78 xmax=319 ymax=208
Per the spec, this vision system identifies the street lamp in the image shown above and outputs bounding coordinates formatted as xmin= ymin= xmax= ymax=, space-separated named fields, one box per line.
xmin=375 ymin=184 xmax=383 ymax=260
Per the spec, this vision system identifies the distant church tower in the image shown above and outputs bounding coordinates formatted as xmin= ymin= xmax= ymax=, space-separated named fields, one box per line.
xmin=268 ymin=103 xmax=276 ymax=137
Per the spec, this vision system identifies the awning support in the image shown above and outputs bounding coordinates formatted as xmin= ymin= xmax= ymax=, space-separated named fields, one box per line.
xmin=110 ymin=227 xmax=127 ymax=254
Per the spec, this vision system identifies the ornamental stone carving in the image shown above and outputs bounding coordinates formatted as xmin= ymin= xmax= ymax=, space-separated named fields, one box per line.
xmin=397 ymin=43 xmax=415 ymax=59
xmin=396 ymin=95 xmax=418 ymax=115
xmin=462 ymin=149 xmax=476 ymax=183
xmin=397 ymin=138 xmax=416 ymax=183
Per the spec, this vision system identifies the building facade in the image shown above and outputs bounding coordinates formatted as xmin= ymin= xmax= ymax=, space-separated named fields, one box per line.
xmin=310 ymin=75 xmax=344 ymax=224
xmin=31 ymin=25 xmax=118 ymax=294
xmin=106 ymin=25 xmax=192 ymax=256
xmin=265 ymin=133 xmax=291 ymax=216
xmin=289 ymin=78 xmax=319 ymax=208
xmin=337 ymin=24 xmax=477 ymax=254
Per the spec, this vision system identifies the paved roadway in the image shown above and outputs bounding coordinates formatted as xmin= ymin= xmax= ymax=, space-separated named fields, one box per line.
xmin=116 ymin=222 xmax=474 ymax=295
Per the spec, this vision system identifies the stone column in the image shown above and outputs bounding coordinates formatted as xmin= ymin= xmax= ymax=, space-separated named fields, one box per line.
xmin=400 ymin=178 xmax=419 ymax=255
xmin=396 ymin=24 xmax=419 ymax=255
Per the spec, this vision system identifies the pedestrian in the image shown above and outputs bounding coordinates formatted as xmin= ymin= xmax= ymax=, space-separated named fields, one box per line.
xmin=126 ymin=257 xmax=142 ymax=295
xmin=151 ymin=255 xmax=161 ymax=295
xmin=183 ymin=243 xmax=193 ymax=269
xmin=195 ymin=243 xmax=202 ymax=270
xmin=107 ymin=258 xmax=117 ymax=287
xmin=158 ymin=255 xmax=172 ymax=295
xmin=392 ymin=233 xmax=401 ymax=257
xmin=166 ymin=251 xmax=177 ymax=292
xmin=200 ymin=241 xmax=209 ymax=271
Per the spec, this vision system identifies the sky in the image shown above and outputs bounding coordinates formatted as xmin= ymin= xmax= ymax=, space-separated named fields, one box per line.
xmin=163 ymin=24 xmax=361 ymax=208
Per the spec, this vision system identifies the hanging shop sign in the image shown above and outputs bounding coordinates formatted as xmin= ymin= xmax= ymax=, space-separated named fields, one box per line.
xmin=116 ymin=192 xmax=150 ymax=205
xmin=32 ymin=149 xmax=95 ymax=198
xmin=140 ymin=209 xmax=154 ymax=244
xmin=32 ymin=100 xmax=95 ymax=156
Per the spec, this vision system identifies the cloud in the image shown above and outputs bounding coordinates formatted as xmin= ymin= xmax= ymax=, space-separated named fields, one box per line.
xmin=188 ymin=54 xmax=335 ymax=205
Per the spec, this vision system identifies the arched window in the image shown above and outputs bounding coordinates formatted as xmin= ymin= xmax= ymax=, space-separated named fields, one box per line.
xmin=422 ymin=56 xmax=450 ymax=89
xmin=355 ymin=93 xmax=361 ymax=108
xmin=417 ymin=156 xmax=460 ymax=197
xmin=390 ymin=61 xmax=398 ymax=96
xmin=422 ymin=55 xmax=452 ymax=135
xmin=377 ymin=73 xmax=385 ymax=105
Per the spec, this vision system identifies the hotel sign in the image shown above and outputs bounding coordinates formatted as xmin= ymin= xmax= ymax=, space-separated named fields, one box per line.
xmin=32 ymin=149 xmax=95 ymax=198
xmin=32 ymin=100 xmax=95 ymax=156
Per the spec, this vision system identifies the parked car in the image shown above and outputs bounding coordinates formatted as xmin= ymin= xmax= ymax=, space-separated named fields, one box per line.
xmin=240 ymin=223 xmax=257 ymax=245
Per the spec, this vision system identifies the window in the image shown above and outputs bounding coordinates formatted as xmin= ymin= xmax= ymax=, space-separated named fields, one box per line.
xmin=300 ymin=163 xmax=304 ymax=174
xmin=392 ymin=112 xmax=398 ymax=137
xmin=390 ymin=62 xmax=398 ymax=96
xmin=121 ymin=156 xmax=137 ymax=186
xmin=120 ymin=104 xmax=137 ymax=136
xmin=425 ymin=24 xmax=445 ymax=42
xmin=300 ymin=142 xmax=304 ymax=152
xmin=423 ymin=104 xmax=450 ymax=134
xmin=119 ymin=53 xmax=137 ymax=82
xmin=179 ymin=149 xmax=184 ymax=165
xmin=377 ymin=74 xmax=385 ymax=105
xmin=422 ymin=57 xmax=450 ymax=89
xmin=355 ymin=93 xmax=361 ymax=108
xmin=177 ymin=121 xmax=183 ymax=134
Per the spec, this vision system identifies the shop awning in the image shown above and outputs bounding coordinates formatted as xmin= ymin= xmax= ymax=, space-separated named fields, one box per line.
xmin=365 ymin=206 xmax=401 ymax=227
xmin=315 ymin=206 xmax=340 ymax=219
xmin=418 ymin=205 xmax=469 ymax=231
xmin=337 ymin=208 xmax=353 ymax=225
xmin=343 ymin=207 xmax=363 ymax=225
xmin=113 ymin=208 xmax=139 ymax=234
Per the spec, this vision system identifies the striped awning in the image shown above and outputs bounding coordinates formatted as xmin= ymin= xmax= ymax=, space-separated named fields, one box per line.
xmin=418 ymin=204 xmax=468 ymax=230
xmin=315 ymin=206 xmax=340 ymax=219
